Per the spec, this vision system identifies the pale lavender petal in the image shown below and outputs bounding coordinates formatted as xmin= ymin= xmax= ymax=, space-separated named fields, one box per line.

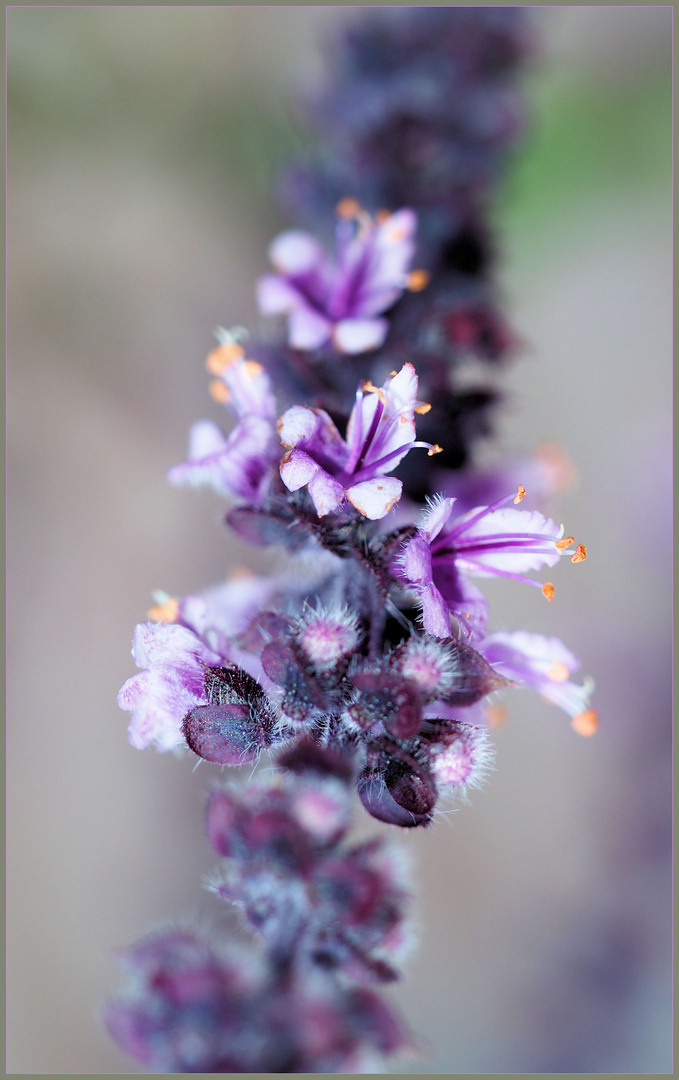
xmin=308 ymin=470 xmax=346 ymax=517
xmin=130 ymin=620 xmax=221 ymax=671
xmin=420 ymin=497 xmax=456 ymax=542
xmin=268 ymin=229 xmax=326 ymax=276
xmin=420 ymin=581 xmax=452 ymax=638
xmin=454 ymin=506 xmax=563 ymax=575
xmin=288 ymin=305 xmax=333 ymax=350
xmin=481 ymin=631 xmax=593 ymax=721
xmin=483 ymin=631 xmax=580 ymax=677
xmin=332 ymin=317 xmax=388 ymax=354
xmin=359 ymin=214 xmax=417 ymax=313
xmin=221 ymin=358 xmax=277 ymax=421
xmin=119 ymin=622 xmax=222 ymax=753
xmin=403 ymin=533 xmax=433 ymax=585
xmin=256 ymin=273 xmax=300 ymax=315
xmin=169 ymin=416 xmax=275 ymax=501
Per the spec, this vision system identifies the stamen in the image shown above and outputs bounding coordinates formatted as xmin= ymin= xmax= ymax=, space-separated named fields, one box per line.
xmin=362 ymin=380 xmax=388 ymax=405
xmin=414 ymin=402 xmax=432 ymax=415
xmin=243 ymin=359 xmax=264 ymax=380
xmin=555 ymin=536 xmax=575 ymax=550
xmin=542 ymin=582 xmax=555 ymax=601
xmin=206 ymin=342 xmax=244 ymax=375
xmin=514 ymin=484 xmax=526 ymax=504
xmin=407 ymin=269 xmax=430 ymax=292
xmin=389 ymin=370 xmax=398 ymax=377
xmin=427 ymin=444 xmax=444 ymax=456
xmin=209 ymin=379 xmax=231 ymax=405
xmin=486 ymin=704 xmax=508 ymax=729
xmin=147 ymin=597 xmax=179 ymax=623
xmin=571 ymin=709 xmax=598 ymax=737
xmin=546 ymin=661 xmax=570 ymax=682
xmin=571 ymin=544 xmax=587 ymax=563
xmin=335 ymin=197 xmax=362 ymax=219
xmin=376 ymin=208 xmax=392 ymax=224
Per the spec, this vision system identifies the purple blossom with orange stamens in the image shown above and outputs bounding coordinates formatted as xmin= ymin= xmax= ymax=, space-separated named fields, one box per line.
xmin=257 ymin=206 xmax=421 ymax=354
xmin=278 ymin=361 xmax=439 ymax=519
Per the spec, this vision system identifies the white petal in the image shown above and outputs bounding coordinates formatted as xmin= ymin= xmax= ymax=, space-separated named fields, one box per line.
xmin=347 ymin=476 xmax=402 ymax=519
xmin=333 ymin=317 xmax=388 ymax=354
xmin=278 ymin=405 xmax=321 ymax=448
xmin=307 ymin=471 xmax=346 ymax=517
xmin=280 ymin=449 xmax=319 ymax=491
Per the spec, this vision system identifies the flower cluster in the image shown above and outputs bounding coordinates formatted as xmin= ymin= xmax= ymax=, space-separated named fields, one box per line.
xmin=109 ymin=8 xmax=596 ymax=1074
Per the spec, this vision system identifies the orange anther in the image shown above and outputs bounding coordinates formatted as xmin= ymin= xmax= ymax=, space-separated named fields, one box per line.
xmin=486 ymin=704 xmax=508 ymax=729
xmin=546 ymin=661 xmax=570 ymax=682
xmin=542 ymin=582 xmax=555 ymax=601
xmin=414 ymin=402 xmax=432 ymax=415
xmin=427 ymin=444 xmax=444 ymax=456
xmin=389 ymin=370 xmax=398 ymax=378
xmin=335 ymin=197 xmax=362 ymax=219
xmin=407 ymin=269 xmax=430 ymax=292
xmin=556 ymin=536 xmax=575 ymax=550
xmin=571 ymin=544 xmax=587 ymax=563
xmin=514 ymin=484 xmax=526 ymax=504
xmin=206 ymin=342 xmax=244 ymax=375
xmin=376 ymin=208 xmax=392 ymax=224
xmin=243 ymin=359 xmax=264 ymax=379
xmin=147 ymin=597 xmax=179 ymax=623
xmin=363 ymin=380 xmax=387 ymax=404
xmin=209 ymin=379 xmax=231 ymax=405
xmin=571 ymin=709 xmax=598 ymax=737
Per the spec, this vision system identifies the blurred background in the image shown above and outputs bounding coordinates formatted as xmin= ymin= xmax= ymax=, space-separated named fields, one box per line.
xmin=7 ymin=6 xmax=672 ymax=1074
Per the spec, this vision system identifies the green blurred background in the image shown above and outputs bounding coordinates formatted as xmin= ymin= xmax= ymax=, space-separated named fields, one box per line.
xmin=7 ymin=7 xmax=672 ymax=1073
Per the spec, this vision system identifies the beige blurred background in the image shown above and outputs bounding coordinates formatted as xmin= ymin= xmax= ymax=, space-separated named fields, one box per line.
xmin=7 ymin=7 xmax=672 ymax=1074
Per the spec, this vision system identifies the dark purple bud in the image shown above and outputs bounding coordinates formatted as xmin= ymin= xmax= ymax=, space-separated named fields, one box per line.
xmin=226 ymin=504 xmax=308 ymax=549
xmin=439 ymin=639 xmax=513 ymax=706
xmin=261 ymin=641 xmax=327 ymax=719
xmin=183 ymin=703 xmax=268 ymax=765
xmin=349 ymin=670 xmax=422 ymax=738
xmin=358 ymin=771 xmax=433 ymax=828
xmin=384 ymin=753 xmax=437 ymax=817
xmin=277 ymin=736 xmax=355 ymax=782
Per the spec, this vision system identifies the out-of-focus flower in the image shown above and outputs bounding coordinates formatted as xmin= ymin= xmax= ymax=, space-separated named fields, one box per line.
xmin=279 ymin=362 xmax=440 ymax=518
xmin=257 ymin=206 xmax=420 ymax=354
xmin=168 ymin=337 xmax=279 ymax=503
xmin=481 ymin=631 xmax=598 ymax=735
xmin=105 ymin=925 xmax=410 ymax=1073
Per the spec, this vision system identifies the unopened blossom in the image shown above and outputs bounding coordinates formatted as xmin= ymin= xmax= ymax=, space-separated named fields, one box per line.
xmin=481 ymin=631 xmax=598 ymax=735
xmin=279 ymin=362 xmax=441 ymax=519
xmin=257 ymin=205 xmax=421 ymax=354
xmin=168 ymin=337 xmax=278 ymax=503
xmin=402 ymin=489 xmax=579 ymax=640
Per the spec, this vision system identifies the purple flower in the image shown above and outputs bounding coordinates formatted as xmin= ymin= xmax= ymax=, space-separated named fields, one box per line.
xmin=481 ymin=631 xmax=598 ymax=735
xmin=278 ymin=362 xmax=440 ymax=519
xmin=117 ymin=622 xmax=222 ymax=752
xmin=257 ymin=204 xmax=421 ymax=353
xmin=168 ymin=341 xmax=278 ymax=503
xmin=402 ymin=489 xmax=578 ymax=640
